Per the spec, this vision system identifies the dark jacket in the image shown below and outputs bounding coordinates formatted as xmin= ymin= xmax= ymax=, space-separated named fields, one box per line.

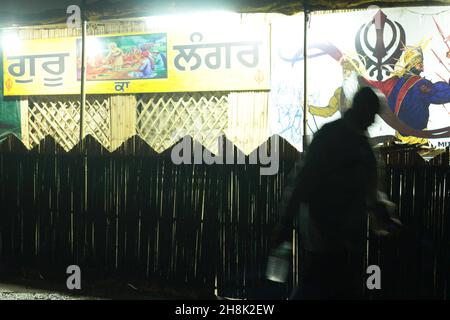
xmin=274 ymin=117 xmax=377 ymax=252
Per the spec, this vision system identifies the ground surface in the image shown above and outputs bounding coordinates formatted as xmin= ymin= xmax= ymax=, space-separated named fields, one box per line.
xmin=0 ymin=282 xmax=97 ymax=300
xmin=0 ymin=276 xmax=219 ymax=300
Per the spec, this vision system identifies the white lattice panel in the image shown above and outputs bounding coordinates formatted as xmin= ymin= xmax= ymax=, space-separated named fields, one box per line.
xmin=84 ymin=97 xmax=111 ymax=149
xmin=136 ymin=93 xmax=228 ymax=154
xmin=27 ymin=96 xmax=111 ymax=151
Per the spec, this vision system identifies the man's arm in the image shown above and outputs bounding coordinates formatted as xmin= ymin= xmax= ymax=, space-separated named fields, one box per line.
xmin=366 ymin=156 xmax=402 ymax=236
xmin=271 ymin=130 xmax=329 ymax=247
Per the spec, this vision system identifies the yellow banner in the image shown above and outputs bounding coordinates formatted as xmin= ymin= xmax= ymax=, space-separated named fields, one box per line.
xmin=3 ymin=26 xmax=270 ymax=96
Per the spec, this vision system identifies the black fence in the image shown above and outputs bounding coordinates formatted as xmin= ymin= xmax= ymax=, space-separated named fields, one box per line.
xmin=0 ymin=134 xmax=449 ymax=299
xmin=368 ymin=145 xmax=450 ymax=299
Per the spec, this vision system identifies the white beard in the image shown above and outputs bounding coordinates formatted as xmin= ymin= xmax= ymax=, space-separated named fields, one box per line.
xmin=342 ymin=71 xmax=359 ymax=105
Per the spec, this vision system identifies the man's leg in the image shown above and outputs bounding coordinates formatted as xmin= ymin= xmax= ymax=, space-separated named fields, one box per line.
xmin=293 ymin=250 xmax=364 ymax=300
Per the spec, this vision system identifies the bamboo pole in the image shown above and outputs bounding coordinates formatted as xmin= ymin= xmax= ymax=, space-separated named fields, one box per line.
xmin=80 ymin=20 xmax=87 ymax=149
xmin=303 ymin=5 xmax=309 ymax=152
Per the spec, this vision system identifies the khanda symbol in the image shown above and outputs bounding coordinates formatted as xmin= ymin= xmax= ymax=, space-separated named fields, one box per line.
xmin=356 ymin=10 xmax=405 ymax=81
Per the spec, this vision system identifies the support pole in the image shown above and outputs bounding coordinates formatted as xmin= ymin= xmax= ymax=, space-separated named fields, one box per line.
xmin=303 ymin=5 xmax=309 ymax=152
xmin=79 ymin=18 xmax=87 ymax=150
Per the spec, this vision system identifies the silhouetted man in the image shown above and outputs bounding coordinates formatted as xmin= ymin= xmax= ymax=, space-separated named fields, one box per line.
xmin=272 ymin=87 xmax=401 ymax=299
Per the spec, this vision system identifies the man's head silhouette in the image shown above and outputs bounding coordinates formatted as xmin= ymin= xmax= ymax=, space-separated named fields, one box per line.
xmin=344 ymin=86 xmax=380 ymax=131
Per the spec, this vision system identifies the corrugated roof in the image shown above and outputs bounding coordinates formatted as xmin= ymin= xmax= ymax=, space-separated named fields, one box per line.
xmin=0 ymin=0 xmax=449 ymax=28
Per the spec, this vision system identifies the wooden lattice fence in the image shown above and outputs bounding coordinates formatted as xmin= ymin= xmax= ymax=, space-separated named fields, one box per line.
xmin=0 ymin=135 xmax=449 ymax=299
xmin=20 ymin=90 xmax=267 ymax=155
xmin=367 ymin=146 xmax=450 ymax=299
xmin=136 ymin=92 xmax=229 ymax=154
xmin=26 ymin=95 xmax=111 ymax=151
xmin=0 ymin=134 xmax=297 ymax=299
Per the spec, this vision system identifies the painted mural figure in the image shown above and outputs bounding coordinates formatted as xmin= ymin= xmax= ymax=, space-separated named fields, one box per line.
xmin=152 ymin=51 xmax=167 ymax=72
xmin=308 ymin=42 xmax=450 ymax=144
xmin=303 ymin=10 xmax=450 ymax=145
xmin=364 ymin=42 xmax=450 ymax=144
xmin=309 ymin=56 xmax=365 ymax=118
xmin=129 ymin=51 xmax=157 ymax=79
xmin=105 ymin=42 xmax=125 ymax=70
